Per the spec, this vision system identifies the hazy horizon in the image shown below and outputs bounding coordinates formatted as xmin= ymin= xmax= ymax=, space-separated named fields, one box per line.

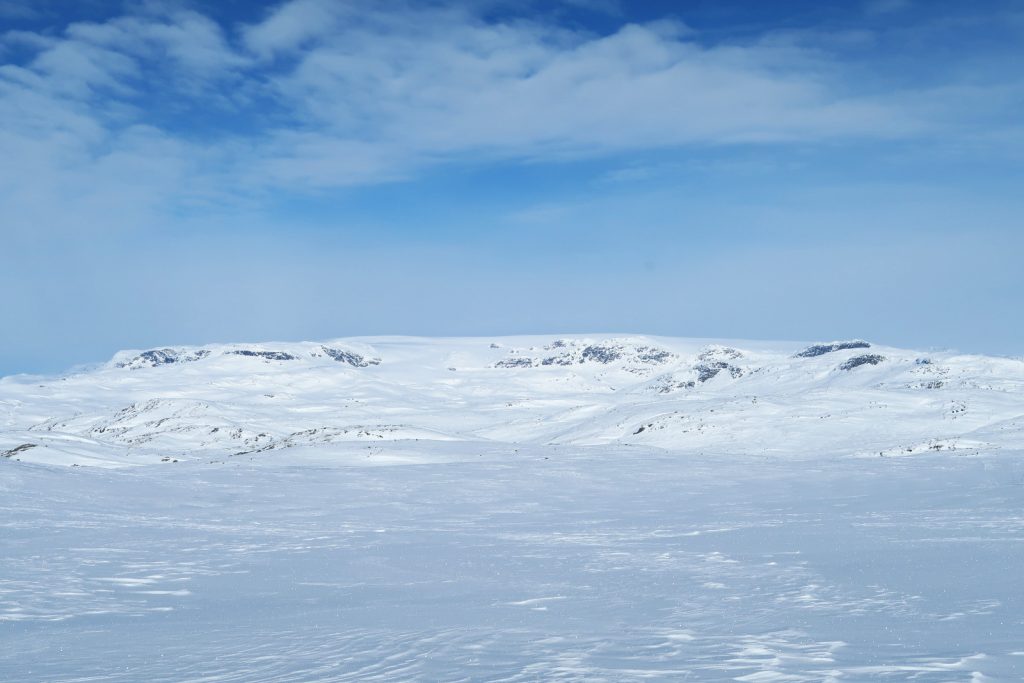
xmin=3 ymin=0 xmax=1022 ymax=375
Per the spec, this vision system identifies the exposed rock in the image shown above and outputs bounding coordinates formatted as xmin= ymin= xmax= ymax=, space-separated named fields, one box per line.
xmin=636 ymin=347 xmax=675 ymax=363
xmin=698 ymin=346 xmax=743 ymax=362
xmin=795 ymin=340 xmax=871 ymax=358
xmin=320 ymin=346 xmax=380 ymax=367
xmin=692 ymin=346 xmax=745 ymax=383
xmin=227 ymin=350 xmax=297 ymax=361
xmin=580 ymin=345 xmax=623 ymax=364
xmin=656 ymin=379 xmax=696 ymax=393
xmin=839 ymin=354 xmax=885 ymax=371
xmin=2 ymin=443 xmax=36 ymax=458
xmin=117 ymin=348 xmax=210 ymax=369
xmin=496 ymin=357 xmax=534 ymax=368
xmin=496 ymin=339 xmax=676 ymax=369
xmin=695 ymin=361 xmax=744 ymax=383
xmin=696 ymin=362 xmax=727 ymax=383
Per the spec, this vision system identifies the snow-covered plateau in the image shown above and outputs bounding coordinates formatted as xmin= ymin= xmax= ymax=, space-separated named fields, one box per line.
xmin=2 ymin=335 xmax=1023 ymax=681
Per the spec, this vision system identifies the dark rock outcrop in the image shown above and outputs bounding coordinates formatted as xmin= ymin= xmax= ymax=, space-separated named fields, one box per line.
xmin=117 ymin=348 xmax=211 ymax=369
xmin=496 ymin=357 xmax=534 ymax=368
xmin=2 ymin=443 xmax=36 ymax=458
xmin=227 ymin=350 xmax=297 ymax=361
xmin=839 ymin=354 xmax=885 ymax=371
xmin=795 ymin=340 xmax=871 ymax=358
xmin=321 ymin=347 xmax=380 ymax=367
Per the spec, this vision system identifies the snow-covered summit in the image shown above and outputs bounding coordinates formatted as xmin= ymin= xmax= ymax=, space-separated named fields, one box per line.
xmin=111 ymin=341 xmax=382 ymax=370
xmin=2 ymin=335 xmax=1022 ymax=467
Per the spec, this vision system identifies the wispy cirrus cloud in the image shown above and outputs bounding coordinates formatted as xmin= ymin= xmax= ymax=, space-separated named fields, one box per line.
xmin=0 ymin=0 xmax=1020 ymax=237
xmin=3 ymin=0 xmax=1024 ymax=374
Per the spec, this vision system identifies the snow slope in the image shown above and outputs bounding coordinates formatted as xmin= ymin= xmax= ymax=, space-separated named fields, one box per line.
xmin=2 ymin=335 xmax=1022 ymax=466
xmin=3 ymin=444 xmax=1024 ymax=681
xmin=3 ymin=335 xmax=1024 ymax=681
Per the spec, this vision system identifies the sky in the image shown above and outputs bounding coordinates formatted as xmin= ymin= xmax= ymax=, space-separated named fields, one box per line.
xmin=1 ymin=0 xmax=1022 ymax=375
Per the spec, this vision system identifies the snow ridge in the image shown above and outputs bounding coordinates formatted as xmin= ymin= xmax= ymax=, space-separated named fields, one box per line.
xmin=2 ymin=334 xmax=1023 ymax=467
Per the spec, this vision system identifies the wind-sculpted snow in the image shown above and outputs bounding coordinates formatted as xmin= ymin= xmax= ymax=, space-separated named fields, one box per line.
xmin=2 ymin=448 xmax=1023 ymax=681
xmin=3 ymin=335 xmax=1024 ymax=681
xmin=2 ymin=334 xmax=1024 ymax=465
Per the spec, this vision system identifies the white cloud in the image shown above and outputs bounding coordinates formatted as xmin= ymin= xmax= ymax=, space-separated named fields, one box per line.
xmin=243 ymin=0 xmax=355 ymax=59
xmin=243 ymin=8 xmax=922 ymax=186
xmin=62 ymin=8 xmax=248 ymax=92
xmin=0 ymin=0 xmax=1018 ymax=238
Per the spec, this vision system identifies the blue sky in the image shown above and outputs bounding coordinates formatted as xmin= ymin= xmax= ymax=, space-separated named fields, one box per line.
xmin=1 ymin=0 xmax=1022 ymax=375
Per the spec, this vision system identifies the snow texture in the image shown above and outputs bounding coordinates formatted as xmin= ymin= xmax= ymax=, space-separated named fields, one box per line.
xmin=2 ymin=334 xmax=1024 ymax=681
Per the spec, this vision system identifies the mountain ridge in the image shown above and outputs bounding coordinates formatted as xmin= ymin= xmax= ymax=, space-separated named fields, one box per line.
xmin=2 ymin=334 xmax=1022 ymax=467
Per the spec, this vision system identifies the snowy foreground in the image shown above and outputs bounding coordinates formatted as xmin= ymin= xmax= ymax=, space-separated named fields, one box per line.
xmin=2 ymin=335 xmax=1024 ymax=680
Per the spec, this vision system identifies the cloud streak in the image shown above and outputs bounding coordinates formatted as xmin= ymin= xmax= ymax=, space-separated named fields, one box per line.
xmin=1 ymin=0 xmax=1023 ymax=373
xmin=4 ymin=0 xmax=1007 ymax=231
xmin=0 ymin=0 xmax=1020 ymax=249
xmin=247 ymin=7 xmax=924 ymax=182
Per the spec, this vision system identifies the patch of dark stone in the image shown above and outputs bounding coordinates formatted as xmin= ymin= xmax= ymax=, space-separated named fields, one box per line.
xmin=839 ymin=354 xmax=886 ymax=371
xmin=117 ymin=349 xmax=210 ymax=368
xmin=695 ymin=361 xmax=744 ymax=383
xmin=794 ymin=340 xmax=871 ymax=358
xmin=696 ymin=362 xmax=728 ymax=383
xmin=321 ymin=346 xmax=381 ymax=367
xmin=581 ymin=345 xmax=623 ymax=363
xmin=496 ymin=358 xmax=534 ymax=368
xmin=698 ymin=347 xmax=742 ymax=361
xmin=227 ymin=350 xmax=297 ymax=361
xmin=2 ymin=443 xmax=36 ymax=458
xmin=636 ymin=348 xmax=674 ymax=363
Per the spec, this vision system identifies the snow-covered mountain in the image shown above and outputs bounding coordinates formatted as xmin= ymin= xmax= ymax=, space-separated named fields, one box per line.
xmin=5 ymin=336 xmax=1024 ymax=681
xmin=2 ymin=335 xmax=1022 ymax=466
